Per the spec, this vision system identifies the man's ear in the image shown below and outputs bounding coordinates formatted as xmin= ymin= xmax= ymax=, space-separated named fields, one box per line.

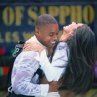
xmin=35 ymin=27 xmax=39 ymax=34
xmin=35 ymin=27 xmax=40 ymax=35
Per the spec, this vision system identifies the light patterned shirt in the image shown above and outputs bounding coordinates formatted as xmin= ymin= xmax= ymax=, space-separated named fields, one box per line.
xmin=11 ymin=36 xmax=49 ymax=96
xmin=11 ymin=36 xmax=69 ymax=96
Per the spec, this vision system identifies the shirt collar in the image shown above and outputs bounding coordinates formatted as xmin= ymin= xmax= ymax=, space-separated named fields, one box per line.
xmin=29 ymin=35 xmax=48 ymax=54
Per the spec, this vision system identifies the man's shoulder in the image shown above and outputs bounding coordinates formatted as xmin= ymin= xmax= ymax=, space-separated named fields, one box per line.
xmin=26 ymin=36 xmax=35 ymax=43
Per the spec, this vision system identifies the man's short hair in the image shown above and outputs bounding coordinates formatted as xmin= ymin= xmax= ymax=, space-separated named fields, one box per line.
xmin=36 ymin=14 xmax=58 ymax=27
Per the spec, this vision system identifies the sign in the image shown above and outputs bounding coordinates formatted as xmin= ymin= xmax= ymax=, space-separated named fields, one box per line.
xmin=0 ymin=3 xmax=97 ymax=47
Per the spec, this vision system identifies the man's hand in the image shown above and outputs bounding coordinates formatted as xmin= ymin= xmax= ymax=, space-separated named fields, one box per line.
xmin=49 ymin=81 xmax=59 ymax=92
xmin=40 ymin=76 xmax=59 ymax=92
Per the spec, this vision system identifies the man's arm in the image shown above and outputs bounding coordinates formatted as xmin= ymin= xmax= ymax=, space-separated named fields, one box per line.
xmin=11 ymin=51 xmax=49 ymax=96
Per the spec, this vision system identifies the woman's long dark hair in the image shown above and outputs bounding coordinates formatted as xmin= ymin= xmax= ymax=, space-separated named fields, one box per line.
xmin=59 ymin=24 xmax=97 ymax=94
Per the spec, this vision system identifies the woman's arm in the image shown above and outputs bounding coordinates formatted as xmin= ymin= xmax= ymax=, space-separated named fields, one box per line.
xmin=39 ymin=42 xmax=69 ymax=82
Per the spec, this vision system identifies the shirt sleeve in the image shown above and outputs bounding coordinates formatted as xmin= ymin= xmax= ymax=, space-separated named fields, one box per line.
xmin=11 ymin=51 xmax=49 ymax=96
xmin=38 ymin=42 xmax=69 ymax=81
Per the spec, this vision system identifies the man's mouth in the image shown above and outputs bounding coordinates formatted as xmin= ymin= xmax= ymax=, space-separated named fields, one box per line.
xmin=51 ymin=41 xmax=56 ymax=46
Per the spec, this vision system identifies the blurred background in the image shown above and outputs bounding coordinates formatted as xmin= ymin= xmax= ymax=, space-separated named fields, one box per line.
xmin=0 ymin=0 xmax=97 ymax=97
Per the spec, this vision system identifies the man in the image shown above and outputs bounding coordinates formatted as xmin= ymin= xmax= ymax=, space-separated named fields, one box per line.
xmin=8 ymin=14 xmax=59 ymax=97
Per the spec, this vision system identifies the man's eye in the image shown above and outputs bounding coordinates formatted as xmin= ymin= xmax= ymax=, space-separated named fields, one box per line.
xmin=49 ymin=34 xmax=53 ymax=36
xmin=49 ymin=33 xmax=54 ymax=36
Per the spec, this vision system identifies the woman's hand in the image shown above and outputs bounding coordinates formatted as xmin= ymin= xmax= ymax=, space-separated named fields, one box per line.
xmin=60 ymin=22 xmax=83 ymax=42
xmin=23 ymin=42 xmax=44 ymax=54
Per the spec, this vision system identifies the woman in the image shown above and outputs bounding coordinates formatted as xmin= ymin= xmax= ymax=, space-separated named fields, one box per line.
xmin=59 ymin=24 xmax=97 ymax=95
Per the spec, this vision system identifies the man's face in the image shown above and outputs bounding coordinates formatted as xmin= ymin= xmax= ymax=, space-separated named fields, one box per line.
xmin=37 ymin=24 xmax=59 ymax=48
